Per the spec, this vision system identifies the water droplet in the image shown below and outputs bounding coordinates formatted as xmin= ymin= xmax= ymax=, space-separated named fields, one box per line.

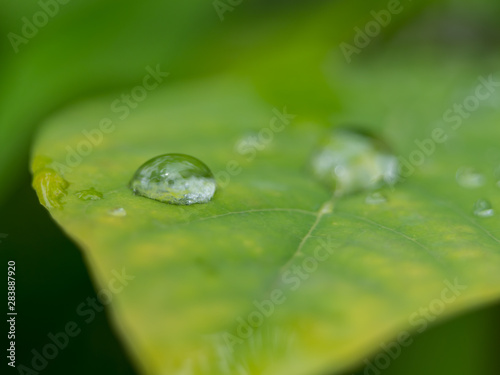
xmin=365 ymin=191 xmax=387 ymax=205
xmin=473 ymin=199 xmax=494 ymax=218
xmin=129 ymin=154 xmax=216 ymax=205
xmin=456 ymin=167 xmax=485 ymax=189
xmin=75 ymin=187 xmax=103 ymax=201
xmin=310 ymin=128 xmax=398 ymax=196
xmin=32 ymin=168 xmax=69 ymax=209
xmin=109 ymin=207 xmax=127 ymax=217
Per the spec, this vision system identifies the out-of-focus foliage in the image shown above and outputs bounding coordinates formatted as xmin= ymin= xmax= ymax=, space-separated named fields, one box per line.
xmin=32 ymin=41 xmax=500 ymax=373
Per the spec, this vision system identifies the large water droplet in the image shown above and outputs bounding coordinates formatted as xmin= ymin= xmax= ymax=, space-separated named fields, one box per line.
xmin=456 ymin=167 xmax=485 ymax=189
xmin=473 ymin=199 xmax=494 ymax=218
xmin=310 ymin=128 xmax=398 ymax=196
xmin=75 ymin=187 xmax=103 ymax=201
xmin=129 ymin=154 xmax=216 ymax=205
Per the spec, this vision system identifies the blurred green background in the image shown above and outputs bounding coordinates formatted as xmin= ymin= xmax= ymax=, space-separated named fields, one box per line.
xmin=1 ymin=0 xmax=500 ymax=374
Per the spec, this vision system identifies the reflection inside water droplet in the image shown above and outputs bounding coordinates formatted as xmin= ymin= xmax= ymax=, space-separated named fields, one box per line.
xmin=473 ymin=199 xmax=494 ymax=218
xmin=456 ymin=167 xmax=485 ymax=189
xmin=109 ymin=207 xmax=127 ymax=217
xmin=129 ymin=153 xmax=216 ymax=205
xmin=309 ymin=128 xmax=398 ymax=196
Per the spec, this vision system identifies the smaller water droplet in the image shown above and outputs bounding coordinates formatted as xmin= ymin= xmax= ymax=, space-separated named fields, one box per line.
xmin=456 ymin=167 xmax=485 ymax=189
xmin=365 ymin=191 xmax=387 ymax=205
xmin=75 ymin=187 xmax=103 ymax=201
xmin=310 ymin=128 xmax=398 ymax=196
xmin=32 ymin=168 xmax=69 ymax=209
xmin=473 ymin=199 xmax=494 ymax=218
xmin=109 ymin=207 xmax=126 ymax=217
xmin=129 ymin=153 xmax=216 ymax=205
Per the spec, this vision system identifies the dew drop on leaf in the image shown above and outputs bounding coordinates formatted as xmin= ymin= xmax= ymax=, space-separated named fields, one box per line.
xmin=309 ymin=128 xmax=398 ymax=196
xmin=365 ymin=191 xmax=387 ymax=205
xmin=129 ymin=153 xmax=216 ymax=205
xmin=31 ymin=156 xmax=69 ymax=209
xmin=75 ymin=187 xmax=103 ymax=201
xmin=473 ymin=199 xmax=494 ymax=218
xmin=32 ymin=168 xmax=69 ymax=209
xmin=108 ymin=207 xmax=127 ymax=217
xmin=456 ymin=167 xmax=485 ymax=189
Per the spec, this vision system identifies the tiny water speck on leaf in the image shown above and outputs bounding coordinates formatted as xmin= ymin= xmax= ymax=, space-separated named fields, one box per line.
xmin=473 ymin=199 xmax=494 ymax=218
xmin=109 ymin=207 xmax=127 ymax=217
xmin=365 ymin=191 xmax=387 ymax=205
xmin=456 ymin=167 xmax=485 ymax=189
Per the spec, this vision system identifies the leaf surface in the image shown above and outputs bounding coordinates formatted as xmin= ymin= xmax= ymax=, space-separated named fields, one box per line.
xmin=31 ymin=51 xmax=500 ymax=375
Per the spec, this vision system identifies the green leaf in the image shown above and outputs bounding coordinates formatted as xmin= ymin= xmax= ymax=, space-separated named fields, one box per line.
xmin=31 ymin=48 xmax=500 ymax=375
